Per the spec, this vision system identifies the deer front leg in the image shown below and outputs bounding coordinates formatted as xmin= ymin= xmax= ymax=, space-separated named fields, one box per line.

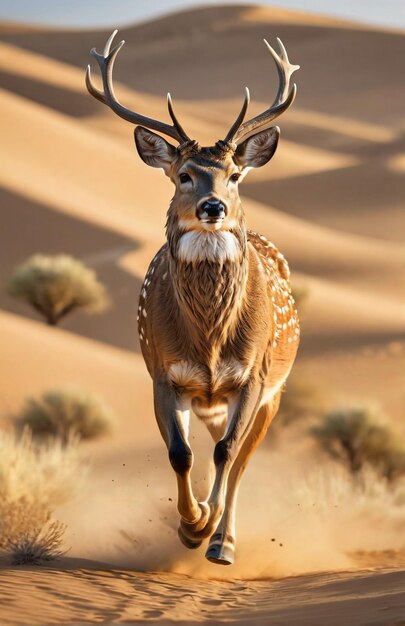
xmin=153 ymin=376 xmax=210 ymax=548
xmin=180 ymin=378 xmax=263 ymax=544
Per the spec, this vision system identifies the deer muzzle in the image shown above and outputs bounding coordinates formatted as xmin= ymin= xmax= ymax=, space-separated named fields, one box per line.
xmin=197 ymin=199 xmax=227 ymax=224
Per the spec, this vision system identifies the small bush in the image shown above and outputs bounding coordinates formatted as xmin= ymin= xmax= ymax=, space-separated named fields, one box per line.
xmin=0 ymin=431 xmax=82 ymax=564
xmin=7 ymin=254 xmax=108 ymax=326
xmin=15 ymin=388 xmax=115 ymax=443
xmin=310 ymin=405 xmax=405 ymax=481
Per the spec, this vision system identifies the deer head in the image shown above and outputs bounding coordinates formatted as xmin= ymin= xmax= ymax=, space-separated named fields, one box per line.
xmin=86 ymin=31 xmax=299 ymax=247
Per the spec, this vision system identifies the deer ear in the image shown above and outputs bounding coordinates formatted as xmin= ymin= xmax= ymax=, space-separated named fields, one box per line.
xmin=134 ymin=126 xmax=177 ymax=173
xmin=234 ymin=126 xmax=280 ymax=169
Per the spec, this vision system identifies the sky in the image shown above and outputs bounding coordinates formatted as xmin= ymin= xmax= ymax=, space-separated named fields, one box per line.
xmin=0 ymin=0 xmax=404 ymax=30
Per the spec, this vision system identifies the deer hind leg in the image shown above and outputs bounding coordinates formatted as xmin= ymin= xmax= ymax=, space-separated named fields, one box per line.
xmin=179 ymin=379 xmax=263 ymax=545
xmin=206 ymin=392 xmax=281 ymax=565
xmin=153 ymin=377 xmax=210 ymax=549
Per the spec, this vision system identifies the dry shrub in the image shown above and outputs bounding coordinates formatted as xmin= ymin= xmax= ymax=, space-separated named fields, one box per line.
xmin=310 ymin=405 xmax=405 ymax=481
xmin=0 ymin=431 xmax=82 ymax=564
xmin=7 ymin=254 xmax=108 ymax=325
xmin=0 ymin=499 xmax=66 ymax=564
xmin=15 ymin=388 xmax=115 ymax=443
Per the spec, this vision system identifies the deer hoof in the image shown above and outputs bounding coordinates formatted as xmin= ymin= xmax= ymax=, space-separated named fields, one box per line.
xmin=180 ymin=501 xmax=211 ymax=535
xmin=178 ymin=526 xmax=202 ymax=550
xmin=196 ymin=501 xmax=211 ymax=529
xmin=205 ymin=538 xmax=235 ymax=565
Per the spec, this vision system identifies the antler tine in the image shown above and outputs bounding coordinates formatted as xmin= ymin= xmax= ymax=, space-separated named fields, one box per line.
xmin=103 ymin=29 xmax=118 ymax=56
xmin=224 ymin=87 xmax=250 ymax=144
xmin=264 ymin=37 xmax=300 ymax=106
xmin=85 ymin=31 xmax=121 ymax=105
xmin=85 ymin=64 xmax=105 ymax=103
xmin=85 ymin=30 xmax=191 ymax=145
xmin=225 ymin=38 xmax=300 ymax=145
xmin=85 ymin=38 xmax=124 ymax=105
xmin=167 ymin=93 xmax=191 ymax=143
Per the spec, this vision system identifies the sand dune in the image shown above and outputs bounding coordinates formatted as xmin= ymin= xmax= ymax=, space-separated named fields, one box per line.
xmin=0 ymin=311 xmax=155 ymax=446
xmin=0 ymin=5 xmax=404 ymax=624
xmin=0 ymin=88 xmax=169 ymax=240
xmin=3 ymin=6 xmax=404 ymax=122
xmin=2 ymin=78 xmax=403 ymax=354
xmin=298 ymin=272 xmax=405 ymax=343
xmin=244 ymin=199 xmax=405 ymax=296
xmin=2 ymin=4 xmax=404 ymax=243
xmin=2 ymin=82 xmax=402 ymax=277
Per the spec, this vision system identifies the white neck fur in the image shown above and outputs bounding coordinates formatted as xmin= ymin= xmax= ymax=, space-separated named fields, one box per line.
xmin=176 ymin=230 xmax=242 ymax=264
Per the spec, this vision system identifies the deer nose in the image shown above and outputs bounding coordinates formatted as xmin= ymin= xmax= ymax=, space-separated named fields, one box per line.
xmin=197 ymin=199 xmax=227 ymax=220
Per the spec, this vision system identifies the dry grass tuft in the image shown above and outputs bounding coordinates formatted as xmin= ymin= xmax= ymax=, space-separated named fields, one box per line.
xmin=10 ymin=521 xmax=66 ymax=565
xmin=310 ymin=405 xmax=405 ymax=481
xmin=15 ymin=388 xmax=115 ymax=443
xmin=6 ymin=254 xmax=108 ymax=326
xmin=0 ymin=499 xmax=67 ymax=564
xmin=0 ymin=431 xmax=83 ymax=564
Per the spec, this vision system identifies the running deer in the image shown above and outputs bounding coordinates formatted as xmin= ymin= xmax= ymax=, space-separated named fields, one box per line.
xmin=86 ymin=31 xmax=300 ymax=565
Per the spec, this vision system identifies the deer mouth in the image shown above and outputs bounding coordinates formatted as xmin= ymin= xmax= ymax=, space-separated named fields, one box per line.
xmin=199 ymin=215 xmax=225 ymax=224
xmin=198 ymin=216 xmax=226 ymax=231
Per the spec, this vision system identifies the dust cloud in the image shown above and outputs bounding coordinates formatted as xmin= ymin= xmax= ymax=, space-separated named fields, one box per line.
xmin=60 ymin=436 xmax=405 ymax=580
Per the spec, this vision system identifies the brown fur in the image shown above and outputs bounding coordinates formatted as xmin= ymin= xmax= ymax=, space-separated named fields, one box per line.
xmin=134 ymin=142 xmax=300 ymax=561
xmin=138 ymin=229 xmax=299 ymax=402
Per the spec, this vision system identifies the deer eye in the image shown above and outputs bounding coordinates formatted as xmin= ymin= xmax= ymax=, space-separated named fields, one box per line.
xmin=179 ymin=173 xmax=192 ymax=184
xmin=230 ymin=173 xmax=241 ymax=183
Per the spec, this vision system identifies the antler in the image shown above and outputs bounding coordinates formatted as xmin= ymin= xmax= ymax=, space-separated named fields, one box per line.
xmin=224 ymin=38 xmax=300 ymax=145
xmin=86 ymin=30 xmax=191 ymax=145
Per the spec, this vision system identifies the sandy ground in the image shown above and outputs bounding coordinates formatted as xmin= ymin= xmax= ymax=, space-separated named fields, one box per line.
xmin=0 ymin=4 xmax=404 ymax=625
xmin=0 ymin=561 xmax=404 ymax=626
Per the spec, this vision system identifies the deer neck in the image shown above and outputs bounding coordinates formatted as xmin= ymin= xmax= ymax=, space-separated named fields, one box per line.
xmin=167 ymin=217 xmax=248 ymax=361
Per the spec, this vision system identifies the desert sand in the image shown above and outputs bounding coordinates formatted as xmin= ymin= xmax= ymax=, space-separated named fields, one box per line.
xmin=0 ymin=4 xmax=404 ymax=625
xmin=0 ymin=561 xmax=403 ymax=626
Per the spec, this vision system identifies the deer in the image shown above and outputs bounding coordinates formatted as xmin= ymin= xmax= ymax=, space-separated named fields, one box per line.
xmin=86 ymin=30 xmax=300 ymax=565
